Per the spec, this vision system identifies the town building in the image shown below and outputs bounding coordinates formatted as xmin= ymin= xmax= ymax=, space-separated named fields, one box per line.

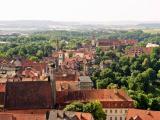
xmin=78 ymin=76 xmax=93 ymax=90
xmin=96 ymin=39 xmax=138 ymax=50
xmin=56 ymin=89 xmax=134 ymax=120
xmin=47 ymin=110 xmax=94 ymax=120
xmin=125 ymin=47 xmax=153 ymax=57
xmin=126 ymin=109 xmax=160 ymax=120
xmin=0 ymin=109 xmax=94 ymax=120
xmin=146 ymin=43 xmax=159 ymax=48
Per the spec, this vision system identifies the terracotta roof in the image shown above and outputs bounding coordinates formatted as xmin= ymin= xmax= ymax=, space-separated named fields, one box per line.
xmin=126 ymin=109 xmax=160 ymax=120
xmin=76 ymin=112 xmax=94 ymax=120
xmin=4 ymin=81 xmax=53 ymax=110
xmin=97 ymin=39 xmax=137 ymax=47
xmin=56 ymin=89 xmax=134 ymax=108
xmin=0 ymin=112 xmax=45 ymax=120
xmin=54 ymin=71 xmax=79 ymax=81
xmin=56 ymin=81 xmax=79 ymax=91
xmin=0 ymin=113 xmax=13 ymax=120
xmin=125 ymin=47 xmax=153 ymax=57
xmin=0 ymin=84 xmax=5 ymax=92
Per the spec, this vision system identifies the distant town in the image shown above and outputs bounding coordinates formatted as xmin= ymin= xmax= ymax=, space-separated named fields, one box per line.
xmin=0 ymin=24 xmax=159 ymax=120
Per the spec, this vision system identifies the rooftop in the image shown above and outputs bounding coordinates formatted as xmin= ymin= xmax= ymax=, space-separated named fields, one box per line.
xmin=56 ymin=89 xmax=134 ymax=108
xmin=126 ymin=109 xmax=160 ymax=120
xmin=47 ymin=110 xmax=94 ymax=120
xmin=4 ymin=81 xmax=53 ymax=110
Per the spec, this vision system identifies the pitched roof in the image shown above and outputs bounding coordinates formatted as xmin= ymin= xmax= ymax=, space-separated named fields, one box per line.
xmin=97 ymin=39 xmax=137 ymax=47
xmin=0 ymin=112 xmax=46 ymax=120
xmin=47 ymin=110 xmax=94 ymax=120
xmin=56 ymin=81 xmax=79 ymax=91
xmin=0 ymin=84 xmax=5 ymax=92
xmin=79 ymin=76 xmax=92 ymax=83
xmin=4 ymin=81 xmax=53 ymax=110
xmin=126 ymin=109 xmax=160 ymax=120
xmin=56 ymin=89 xmax=134 ymax=108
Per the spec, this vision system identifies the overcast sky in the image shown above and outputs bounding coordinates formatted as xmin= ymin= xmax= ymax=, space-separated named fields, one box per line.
xmin=0 ymin=0 xmax=159 ymax=22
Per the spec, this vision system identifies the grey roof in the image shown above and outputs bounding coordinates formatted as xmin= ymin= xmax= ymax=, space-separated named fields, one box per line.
xmin=79 ymin=76 xmax=92 ymax=83
xmin=48 ymin=110 xmax=79 ymax=120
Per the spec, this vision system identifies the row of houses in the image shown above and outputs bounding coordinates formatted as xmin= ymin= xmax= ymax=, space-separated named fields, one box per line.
xmin=0 ymin=38 xmax=159 ymax=120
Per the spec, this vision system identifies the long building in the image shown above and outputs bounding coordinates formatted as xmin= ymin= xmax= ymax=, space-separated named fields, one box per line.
xmin=56 ymin=89 xmax=134 ymax=120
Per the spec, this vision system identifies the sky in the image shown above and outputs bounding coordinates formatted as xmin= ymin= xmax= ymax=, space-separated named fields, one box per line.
xmin=0 ymin=0 xmax=159 ymax=22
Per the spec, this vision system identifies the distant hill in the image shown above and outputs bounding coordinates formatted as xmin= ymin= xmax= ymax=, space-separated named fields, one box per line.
xmin=137 ymin=23 xmax=160 ymax=28
xmin=0 ymin=20 xmax=160 ymax=32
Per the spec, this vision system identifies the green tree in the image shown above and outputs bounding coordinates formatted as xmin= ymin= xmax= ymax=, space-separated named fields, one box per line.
xmin=64 ymin=101 xmax=106 ymax=120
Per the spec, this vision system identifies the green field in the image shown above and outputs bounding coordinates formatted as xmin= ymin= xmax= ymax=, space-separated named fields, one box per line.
xmin=143 ymin=29 xmax=160 ymax=34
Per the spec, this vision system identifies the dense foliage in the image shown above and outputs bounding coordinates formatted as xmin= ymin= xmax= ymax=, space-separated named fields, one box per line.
xmin=64 ymin=101 xmax=106 ymax=120
xmin=91 ymin=47 xmax=160 ymax=110
xmin=0 ymin=30 xmax=160 ymax=60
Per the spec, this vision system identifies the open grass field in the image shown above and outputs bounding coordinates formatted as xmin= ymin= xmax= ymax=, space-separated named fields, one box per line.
xmin=143 ymin=29 xmax=160 ymax=34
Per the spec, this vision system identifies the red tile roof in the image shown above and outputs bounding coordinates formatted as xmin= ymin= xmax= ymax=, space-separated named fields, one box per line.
xmin=125 ymin=47 xmax=153 ymax=57
xmin=76 ymin=112 xmax=94 ymax=120
xmin=97 ymin=39 xmax=137 ymax=47
xmin=56 ymin=81 xmax=79 ymax=91
xmin=4 ymin=81 xmax=53 ymax=110
xmin=56 ymin=89 xmax=134 ymax=108
xmin=0 ymin=84 xmax=5 ymax=92
xmin=48 ymin=110 xmax=94 ymax=120
xmin=126 ymin=109 xmax=160 ymax=120
xmin=0 ymin=112 xmax=46 ymax=120
xmin=0 ymin=113 xmax=13 ymax=120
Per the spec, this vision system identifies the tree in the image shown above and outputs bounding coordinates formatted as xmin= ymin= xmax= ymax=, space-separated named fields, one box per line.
xmin=149 ymin=97 xmax=160 ymax=110
xmin=64 ymin=101 xmax=84 ymax=112
xmin=64 ymin=101 xmax=106 ymax=120
xmin=29 ymin=56 xmax=38 ymax=61
xmin=36 ymin=50 xmax=43 ymax=58
xmin=83 ymin=101 xmax=106 ymax=120
xmin=134 ymin=93 xmax=149 ymax=109
xmin=157 ymin=70 xmax=160 ymax=79
xmin=100 ymin=68 xmax=115 ymax=79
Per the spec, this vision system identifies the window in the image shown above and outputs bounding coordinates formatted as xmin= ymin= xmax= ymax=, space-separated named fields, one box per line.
xmin=115 ymin=110 xmax=117 ymax=113
xmin=120 ymin=117 xmax=122 ymax=120
xmin=125 ymin=110 xmax=128 ymax=113
xmin=120 ymin=110 xmax=122 ymax=113
xmin=105 ymin=110 xmax=107 ymax=113
xmin=115 ymin=117 xmax=117 ymax=120
xmin=110 ymin=117 xmax=112 ymax=120
xmin=110 ymin=110 xmax=112 ymax=113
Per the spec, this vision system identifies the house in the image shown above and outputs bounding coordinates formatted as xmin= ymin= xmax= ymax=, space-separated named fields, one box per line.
xmin=126 ymin=109 xmax=160 ymax=120
xmin=78 ymin=76 xmax=93 ymax=90
xmin=47 ymin=110 xmax=94 ymax=120
xmin=0 ymin=112 xmax=46 ymax=120
xmin=96 ymin=39 xmax=138 ymax=50
xmin=0 ymin=109 xmax=94 ymax=120
xmin=100 ymin=60 xmax=112 ymax=70
xmin=56 ymin=89 xmax=134 ymax=120
xmin=0 ymin=62 xmax=57 ymax=110
xmin=0 ymin=58 xmax=47 ymax=80
xmin=146 ymin=43 xmax=159 ymax=48
xmin=4 ymin=81 xmax=54 ymax=110
xmin=125 ymin=47 xmax=153 ymax=57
